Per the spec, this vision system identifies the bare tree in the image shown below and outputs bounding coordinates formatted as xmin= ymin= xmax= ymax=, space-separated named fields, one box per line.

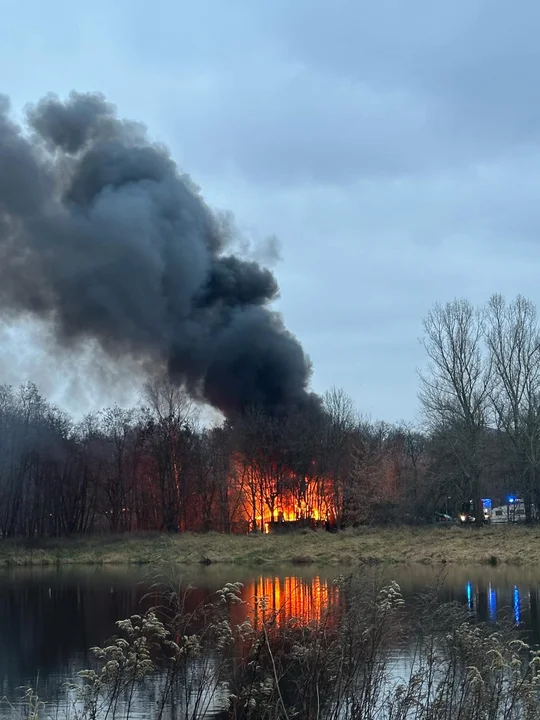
xmin=207 ymin=427 xmax=241 ymax=533
xmin=234 ymin=408 xmax=287 ymax=532
xmin=98 ymin=406 xmax=143 ymax=532
xmin=142 ymin=373 xmax=198 ymax=425
xmin=485 ymin=294 xmax=540 ymax=520
xmin=283 ymin=405 xmax=331 ymax=524
xmin=346 ymin=439 xmax=379 ymax=525
xmin=398 ymin=423 xmax=427 ymax=506
xmin=419 ymin=299 xmax=492 ymax=526
xmin=322 ymin=387 xmax=357 ymax=528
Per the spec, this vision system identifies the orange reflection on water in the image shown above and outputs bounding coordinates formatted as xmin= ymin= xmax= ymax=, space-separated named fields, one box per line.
xmin=230 ymin=575 xmax=340 ymax=629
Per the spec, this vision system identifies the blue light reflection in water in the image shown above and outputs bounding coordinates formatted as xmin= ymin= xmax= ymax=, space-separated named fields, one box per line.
xmin=488 ymin=583 xmax=497 ymax=622
xmin=464 ymin=581 xmax=524 ymax=627
xmin=513 ymin=585 xmax=521 ymax=625
xmin=466 ymin=581 xmax=473 ymax=611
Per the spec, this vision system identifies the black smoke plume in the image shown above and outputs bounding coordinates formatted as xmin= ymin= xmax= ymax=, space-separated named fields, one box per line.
xmin=0 ymin=91 xmax=316 ymax=418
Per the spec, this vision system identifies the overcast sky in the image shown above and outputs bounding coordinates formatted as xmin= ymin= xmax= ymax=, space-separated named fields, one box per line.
xmin=1 ymin=0 xmax=540 ymax=424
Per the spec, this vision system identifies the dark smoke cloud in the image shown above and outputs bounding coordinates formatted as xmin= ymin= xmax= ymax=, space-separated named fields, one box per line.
xmin=0 ymin=91 xmax=316 ymax=418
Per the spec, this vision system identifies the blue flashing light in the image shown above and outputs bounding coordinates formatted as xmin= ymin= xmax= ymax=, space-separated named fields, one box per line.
xmin=508 ymin=496 xmax=516 ymax=504
xmin=482 ymin=498 xmax=492 ymax=509
xmin=513 ymin=585 xmax=521 ymax=625
xmin=466 ymin=581 xmax=473 ymax=610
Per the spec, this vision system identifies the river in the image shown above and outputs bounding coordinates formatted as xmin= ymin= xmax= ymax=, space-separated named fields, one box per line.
xmin=1 ymin=563 xmax=539 ymax=717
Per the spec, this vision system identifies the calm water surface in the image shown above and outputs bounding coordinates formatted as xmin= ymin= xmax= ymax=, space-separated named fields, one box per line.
xmin=1 ymin=563 xmax=539 ymax=716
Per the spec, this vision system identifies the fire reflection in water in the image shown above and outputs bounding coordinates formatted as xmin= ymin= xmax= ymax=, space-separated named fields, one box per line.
xmin=230 ymin=576 xmax=340 ymax=629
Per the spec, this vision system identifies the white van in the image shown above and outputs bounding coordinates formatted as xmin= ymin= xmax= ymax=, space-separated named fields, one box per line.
xmin=491 ymin=500 xmax=530 ymax=523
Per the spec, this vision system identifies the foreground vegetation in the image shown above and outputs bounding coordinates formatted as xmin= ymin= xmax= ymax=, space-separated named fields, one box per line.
xmin=1 ymin=524 xmax=539 ymax=568
xmin=4 ymin=572 xmax=540 ymax=719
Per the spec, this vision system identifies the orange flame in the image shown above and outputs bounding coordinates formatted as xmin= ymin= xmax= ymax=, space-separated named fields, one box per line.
xmin=231 ymin=453 xmax=338 ymax=533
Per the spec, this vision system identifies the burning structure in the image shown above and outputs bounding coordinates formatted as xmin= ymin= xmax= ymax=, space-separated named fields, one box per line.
xmin=233 ymin=453 xmax=338 ymax=533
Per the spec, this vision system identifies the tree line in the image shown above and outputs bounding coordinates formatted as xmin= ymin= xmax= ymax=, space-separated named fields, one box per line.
xmin=420 ymin=294 xmax=540 ymax=525
xmin=1 ymin=293 xmax=540 ymax=537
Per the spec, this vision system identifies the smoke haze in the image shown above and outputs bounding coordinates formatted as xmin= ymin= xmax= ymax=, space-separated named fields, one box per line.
xmin=0 ymin=91 xmax=315 ymax=418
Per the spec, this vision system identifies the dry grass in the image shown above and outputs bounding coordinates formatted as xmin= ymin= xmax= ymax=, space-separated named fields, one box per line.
xmin=0 ymin=524 xmax=539 ymax=568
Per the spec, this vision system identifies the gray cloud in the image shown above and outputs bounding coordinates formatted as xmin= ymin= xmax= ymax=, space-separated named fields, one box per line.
xmin=149 ymin=0 xmax=540 ymax=185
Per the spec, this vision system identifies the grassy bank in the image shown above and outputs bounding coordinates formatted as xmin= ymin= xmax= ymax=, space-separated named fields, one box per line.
xmin=0 ymin=524 xmax=538 ymax=568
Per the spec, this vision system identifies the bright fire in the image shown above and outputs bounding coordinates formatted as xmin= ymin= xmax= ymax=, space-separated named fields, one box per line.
xmin=232 ymin=453 xmax=338 ymax=533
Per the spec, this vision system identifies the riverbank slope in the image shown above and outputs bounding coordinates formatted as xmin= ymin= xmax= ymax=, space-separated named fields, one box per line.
xmin=0 ymin=525 xmax=537 ymax=567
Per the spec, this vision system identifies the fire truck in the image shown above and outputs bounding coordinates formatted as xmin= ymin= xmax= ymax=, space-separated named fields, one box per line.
xmin=459 ymin=498 xmax=492 ymax=525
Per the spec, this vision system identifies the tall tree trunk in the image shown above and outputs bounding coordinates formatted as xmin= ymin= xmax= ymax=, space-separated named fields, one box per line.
xmin=524 ymin=493 xmax=533 ymax=524
xmin=473 ymin=481 xmax=484 ymax=527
